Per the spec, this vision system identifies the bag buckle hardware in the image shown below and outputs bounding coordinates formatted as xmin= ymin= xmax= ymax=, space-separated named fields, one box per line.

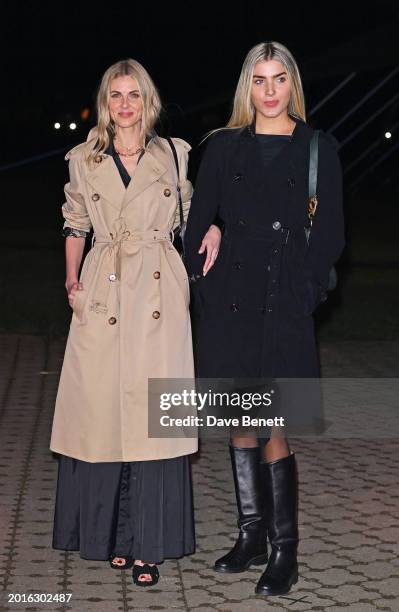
xmin=308 ymin=196 xmax=318 ymax=226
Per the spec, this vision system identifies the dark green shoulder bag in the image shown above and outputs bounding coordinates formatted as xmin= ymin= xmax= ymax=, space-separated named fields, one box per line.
xmin=305 ymin=130 xmax=338 ymax=292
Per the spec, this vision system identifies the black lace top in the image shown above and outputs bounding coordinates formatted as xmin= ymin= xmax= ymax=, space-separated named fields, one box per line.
xmin=255 ymin=134 xmax=292 ymax=167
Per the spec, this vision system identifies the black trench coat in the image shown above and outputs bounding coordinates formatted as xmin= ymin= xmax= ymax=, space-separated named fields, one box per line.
xmin=184 ymin=117 xmax=345 ymax=383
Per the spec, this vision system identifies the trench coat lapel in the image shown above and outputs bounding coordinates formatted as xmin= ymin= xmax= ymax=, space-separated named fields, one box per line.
xmin=86 ymin=154 xmax=126 ymax=212
xmin=123 ymin=145 xmax=168 ymax=209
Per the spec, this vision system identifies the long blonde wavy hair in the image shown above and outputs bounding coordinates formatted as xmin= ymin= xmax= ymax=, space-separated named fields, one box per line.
xmin=227 ymin=41 xmax=306 ymax=129
xmin=87 ymin=59 xmax=162 ymax=163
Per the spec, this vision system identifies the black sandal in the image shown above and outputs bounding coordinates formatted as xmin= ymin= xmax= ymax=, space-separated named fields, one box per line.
xmin=132 ymin=563 xmax=159 ymax=587
xmin=109 ymin=554 xmax=134 ymax=570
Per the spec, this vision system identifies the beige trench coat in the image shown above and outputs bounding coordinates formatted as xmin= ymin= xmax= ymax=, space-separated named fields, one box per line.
xmin=50 ymin=133 xmax=197 ymax=462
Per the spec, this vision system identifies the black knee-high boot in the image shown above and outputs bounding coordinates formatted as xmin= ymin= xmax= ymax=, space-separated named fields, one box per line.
xmin=255 ymin=452 xmax=298 ymax=595
xmin=214 ymin=446 xmax=268 ymax=573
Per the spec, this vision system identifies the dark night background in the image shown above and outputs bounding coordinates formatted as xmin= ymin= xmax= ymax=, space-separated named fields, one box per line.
xmin=1 ymin=1 xmax=399 ymax=339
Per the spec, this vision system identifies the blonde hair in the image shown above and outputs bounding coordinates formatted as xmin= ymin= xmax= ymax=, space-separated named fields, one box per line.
xmin=88 ymin=59 xmax=162 ymax=163
xmin=227 ymin=41 xmax=306 ymax=129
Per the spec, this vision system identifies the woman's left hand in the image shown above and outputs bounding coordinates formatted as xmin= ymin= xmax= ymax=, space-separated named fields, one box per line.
xmin=198 ymin=224 xmax=222 ymax=276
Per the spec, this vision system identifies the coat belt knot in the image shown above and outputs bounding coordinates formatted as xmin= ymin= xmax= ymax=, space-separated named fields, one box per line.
xmin=90 ymin=218 xmax=172 ymax=315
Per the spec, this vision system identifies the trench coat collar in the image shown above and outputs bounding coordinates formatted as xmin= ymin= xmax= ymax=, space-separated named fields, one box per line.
xmin=85 ymin=133 xmax=168 ymax=212
xmin=244 ymin=114 xmax=310 ymax=146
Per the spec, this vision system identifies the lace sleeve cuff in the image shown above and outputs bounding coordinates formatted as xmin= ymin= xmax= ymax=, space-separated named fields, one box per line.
xmin=188 ymin=273 xmax=203 ymax=284
xmin=62 ymin=227 xmax=89 ymax=238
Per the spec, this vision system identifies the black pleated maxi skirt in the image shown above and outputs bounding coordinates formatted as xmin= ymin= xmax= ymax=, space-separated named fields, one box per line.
xmin=52 ymin=454 xmax=195 ymax=564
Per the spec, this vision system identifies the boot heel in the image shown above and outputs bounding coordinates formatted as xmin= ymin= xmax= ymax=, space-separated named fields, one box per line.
xmin=252 ymin=553 xmax=269 ymax=566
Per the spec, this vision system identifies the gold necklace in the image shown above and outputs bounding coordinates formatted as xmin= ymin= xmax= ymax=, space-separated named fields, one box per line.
xmin=114 ymin=139 xmax=144 ymax=157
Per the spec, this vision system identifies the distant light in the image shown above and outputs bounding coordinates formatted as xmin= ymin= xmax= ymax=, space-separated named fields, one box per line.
xmin=385 ymin=131 xmax=392 ymax=139
xmin=80 ymin=107 xmax=90 ymax=121
xmin=69 ymin=122 xmax=77 ymax=130
xmin=54 ymin=122 xmax=61 ymax=129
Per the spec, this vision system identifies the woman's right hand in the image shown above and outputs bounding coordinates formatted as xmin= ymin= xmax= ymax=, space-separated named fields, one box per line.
xmin=198 ymin=224 xmax=222 ymax=276
xmin=66 ymin=280 xmax=83 ymax=308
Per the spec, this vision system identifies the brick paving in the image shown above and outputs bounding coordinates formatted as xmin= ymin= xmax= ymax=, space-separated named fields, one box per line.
xmin=0 ymin=335 xmax=398 ymax=611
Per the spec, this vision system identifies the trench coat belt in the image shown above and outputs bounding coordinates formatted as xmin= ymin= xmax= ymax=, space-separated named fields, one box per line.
xmin=89 ymin=218 xmax=172 ymax=314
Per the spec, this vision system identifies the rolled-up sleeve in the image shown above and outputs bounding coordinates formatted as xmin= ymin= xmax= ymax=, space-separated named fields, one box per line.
xmin=171 ymin=138 xmax=193 ymax=230
xmin=62 ymin=153 xmax=92 ymax=233
xmin=172 ymin=178 xmax=193 ymax=230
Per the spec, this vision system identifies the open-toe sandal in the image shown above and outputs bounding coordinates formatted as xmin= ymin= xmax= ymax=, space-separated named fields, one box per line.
xmin=132 ymin=563 xmax=159 ymax=587
xmin=109 ymin=554 xmax=134 ymax=570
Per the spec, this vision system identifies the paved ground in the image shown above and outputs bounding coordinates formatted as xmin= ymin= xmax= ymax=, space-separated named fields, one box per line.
xmin=0 ymin=335 xmax=398 ymax=611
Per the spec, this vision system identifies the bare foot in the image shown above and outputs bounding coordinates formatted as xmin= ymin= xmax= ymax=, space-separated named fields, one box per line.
xmin=111 ymin=557 xmax=127 ymax=567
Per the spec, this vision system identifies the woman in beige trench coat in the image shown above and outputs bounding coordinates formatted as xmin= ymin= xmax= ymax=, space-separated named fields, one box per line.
xmin=50 ymin=58 xmax=221 ymax=586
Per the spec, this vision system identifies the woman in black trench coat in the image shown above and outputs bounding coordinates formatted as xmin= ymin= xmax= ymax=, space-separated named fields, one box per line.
xmin=184 ymin=41 xmax=345 ymax=596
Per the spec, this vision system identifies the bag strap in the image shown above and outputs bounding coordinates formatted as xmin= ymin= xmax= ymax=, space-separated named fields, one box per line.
xmin=308 ymin=130 xmax=320 ymax=226
xmin=165 ymin=137 xmax=184 ymax=232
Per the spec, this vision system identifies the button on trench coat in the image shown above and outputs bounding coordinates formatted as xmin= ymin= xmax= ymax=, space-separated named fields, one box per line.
xmin=50 ymin=133 xmax=198 ymax=462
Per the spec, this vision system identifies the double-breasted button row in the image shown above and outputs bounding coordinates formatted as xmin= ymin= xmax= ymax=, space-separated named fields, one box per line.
xmin=92 ymin=193 xmax=100 ymax=202
xmin=110 ymin=311 xmax=161 ymax=321
xmin=109 ymin=311 xmax=161 ymax=323
xmin=153 ymin=271 xmax=160 ymax=279
xmin=163 ymin=188 xmax=171 ymax=197
xmin=236 ymin=219 xmax=281 ymax=231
